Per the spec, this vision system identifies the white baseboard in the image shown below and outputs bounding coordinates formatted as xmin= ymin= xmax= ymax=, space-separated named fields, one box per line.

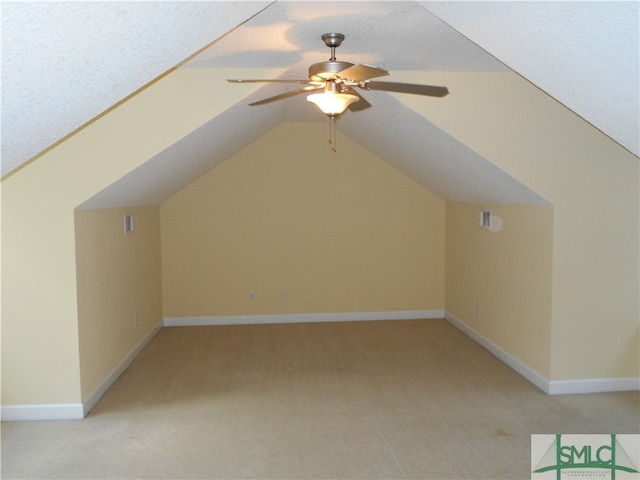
xmin=82 ymin=320 xmax=163 ymax=416
xmin=164 ymin=309 xmax=444 ymax=327
xmin=444 ymin=311 xmax=640 ymax=395
xmin=444 ymin=311 xmax=550 ymax=393
xmin=1 ymin=403 xmax=84 ymax=421
xmin=0 ymin=320 xmax=163 ymax=422
xmin=548 ymin=377 xmax=640 ymax=395
xmin=6 ymin=311 xmax=633 ymax=422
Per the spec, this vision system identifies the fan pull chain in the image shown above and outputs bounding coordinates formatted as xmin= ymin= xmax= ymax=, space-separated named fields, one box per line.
xmin=330 ymin=116 xmax=337 ymax=153
xmin=326 ymin=116 xmax=331 ymax=144
xmin=326 ymin=115 xmax=337 ymax=153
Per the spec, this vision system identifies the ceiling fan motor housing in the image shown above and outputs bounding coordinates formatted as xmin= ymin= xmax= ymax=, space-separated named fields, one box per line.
xmin=309 ymin=61 xmax=354 ymax=81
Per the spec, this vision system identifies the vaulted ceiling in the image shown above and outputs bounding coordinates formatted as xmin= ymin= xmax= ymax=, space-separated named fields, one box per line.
xmin=2 ymin=1 xmax=638 ymax=208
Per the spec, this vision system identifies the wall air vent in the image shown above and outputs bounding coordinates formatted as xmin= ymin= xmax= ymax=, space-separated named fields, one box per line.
xmin=480 ymin=210 xmax=492 ymax=229
xmin=124 ymin=214 xmax=134 ymax=235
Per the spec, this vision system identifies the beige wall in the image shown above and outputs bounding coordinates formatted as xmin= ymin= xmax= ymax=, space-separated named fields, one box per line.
xmin=2 ymin=179 xmax=83 ymax=405
xmin=1 ymin=67 xmax=278 ymax=406
xmin=396 ymin=71 xmax=639 ymax=381
xmin=2 ymin=68 xmax=637 ymax=411
xmin=75 ymin=206 xmax=162 ymax=400
xmin=445 ymin=202 xmax=554 ymax=377
xmin=161 ymin=122 xmax=445 ymax=317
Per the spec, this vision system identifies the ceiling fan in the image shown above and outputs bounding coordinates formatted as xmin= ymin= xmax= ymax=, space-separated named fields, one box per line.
xmin=228 ymin=33 xmax=449 ymax=152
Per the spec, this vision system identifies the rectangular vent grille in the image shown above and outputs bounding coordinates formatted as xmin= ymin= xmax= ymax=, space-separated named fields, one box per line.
xmin=480 ymin=210 xmax=492 ymax=228
xmin=124 ymin=214 xmax=134 ymax=234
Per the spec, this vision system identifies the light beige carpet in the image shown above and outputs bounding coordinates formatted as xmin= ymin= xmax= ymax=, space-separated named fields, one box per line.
xmin=2 ymin=319 xmax=638 ymax=479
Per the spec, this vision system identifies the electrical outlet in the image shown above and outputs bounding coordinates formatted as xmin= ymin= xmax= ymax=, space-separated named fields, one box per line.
xmin=282 ymin=291 xmax=289 ymax=301
xmin=249 ymin=291 xmax=256 ymax=302
xmin=475 ymin=305 xmax=480 ymax=317
xmin=134 ymin=314 xmax=139 ymax=328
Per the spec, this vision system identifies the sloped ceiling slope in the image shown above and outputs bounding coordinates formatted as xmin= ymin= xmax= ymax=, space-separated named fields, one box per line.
xmin=1 ymin=0 xmax=271 ymax=176
xmin=3 ymin=2 xmax=636 ymax=208
xmin=423 ymin=1 xmax=639 ymax=157
xmin=80 ymin=1 xmax=546 ymax=208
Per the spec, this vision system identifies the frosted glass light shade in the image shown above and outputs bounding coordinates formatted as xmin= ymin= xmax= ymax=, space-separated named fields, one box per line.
xmin=307 ymin=92 xmax=359 ymax=115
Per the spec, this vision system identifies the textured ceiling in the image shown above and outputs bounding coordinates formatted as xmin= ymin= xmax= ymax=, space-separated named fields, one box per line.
xmin=2 ymin=1 xmax=637 ymax=208
xmin=423 ymin=1 xmax=639 ymax=157
xmin=1 ymin=0 xmax=271 ymax=175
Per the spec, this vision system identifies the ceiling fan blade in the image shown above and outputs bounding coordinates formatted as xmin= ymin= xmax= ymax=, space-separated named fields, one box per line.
xmin=228 ymin=79 xmax=318 ymax=85
xmin=248 ymin=85 xmax=324 ymax=106
xmin=360 ymin=81 xmax=449 ymax=97
xmin=337 ymin=64 xmax=389 ymax=82
xmin=343 ymin=89 xmax=372 ymax=112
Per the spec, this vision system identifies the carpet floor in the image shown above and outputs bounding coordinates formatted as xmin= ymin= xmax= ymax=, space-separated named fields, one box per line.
xmin=2 ymin=319 xmax=639 ymax=479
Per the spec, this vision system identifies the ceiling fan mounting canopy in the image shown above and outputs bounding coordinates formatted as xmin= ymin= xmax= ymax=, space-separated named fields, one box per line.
xmin=310 ymin=33 xmax=350 ymax=80
xmin=321 ymin=32 xmax=345 ymax=49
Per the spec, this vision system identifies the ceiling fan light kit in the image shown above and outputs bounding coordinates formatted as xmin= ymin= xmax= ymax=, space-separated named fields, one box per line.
xmin=306 ymin=92 xmax=359 ymax=115
xmin=306 ymin=76 xmax=360 ymax=116
xmin=228 ymin=33 xmax=449 ymax=152
xmin=307 ymin=90 xmax=360 ymax=152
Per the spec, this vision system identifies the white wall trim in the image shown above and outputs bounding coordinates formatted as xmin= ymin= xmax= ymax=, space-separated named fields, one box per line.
xmin=1 ymin=321 xmax=163 ymax=421
xmin=7 ymin=312 xmax=633 ymax=421
xmin=444 ymin=311 xmax=551 ymax=393
xmin=82 ymin=320 xmax=163 ymax=416
xmin=164 ymin=309 xmax=444 ymax=327
xmin=548 ymin=377 xmax=640 ymax=395
xmin=444 ymin=311 xmax=640 ymax=395
xmin=1 ymin=403 xmax=84 ymax=421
